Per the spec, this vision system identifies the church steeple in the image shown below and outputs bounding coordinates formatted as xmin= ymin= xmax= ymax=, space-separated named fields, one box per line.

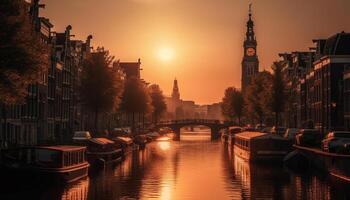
xmin=172 ymin=78 xmax=180 ymax=100
xmin=241 ymin=3 xmax=259 ymax=91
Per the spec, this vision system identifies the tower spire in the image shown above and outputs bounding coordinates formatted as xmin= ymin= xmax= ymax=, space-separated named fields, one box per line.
xmin=246 ymin=3 xmax=255 ymax=42
xmin=249 ymin=3 xmax=252 ymax=19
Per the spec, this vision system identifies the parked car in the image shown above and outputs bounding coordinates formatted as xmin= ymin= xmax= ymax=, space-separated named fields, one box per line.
xmin=295 ymin=129 xmax=323 ymax=147
xmin=271 ymin=126 xmax=287 ymax=136
xmin=322 ymin=131 xmax=350 ymax=153
xmin=72 ymin=131 xmax=92 ymax=144
xmin=283 ymin=128 xmax=299 ymax=143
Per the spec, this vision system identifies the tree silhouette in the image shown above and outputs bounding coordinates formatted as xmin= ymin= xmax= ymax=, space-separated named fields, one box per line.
xmin=221 ymin=87 xmax=244 ymax=126
xmin=0 ymin=0 xmax=49 ymax=142
xmin=269 ymin=61 xmax=287 ymax=127
xmin=245 ymin=71 xmax=272 ymax=126
xmin=148 ymin=84 xmax=166 ymax=124
xmin=120 ymin=77 xmax=152 ymax=134
xmin=80 ymin=48 xmax=124 ymax=134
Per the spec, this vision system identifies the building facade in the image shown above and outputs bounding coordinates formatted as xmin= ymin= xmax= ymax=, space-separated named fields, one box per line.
xmin=280 ymin=32 xmax=350 ymax=132
xmin=0 ymin=0 xmax=91 ymax=149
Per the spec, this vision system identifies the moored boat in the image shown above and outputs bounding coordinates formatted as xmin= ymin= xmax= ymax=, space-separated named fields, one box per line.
xmin=1 ymin=146 xmax=89 ymax=183
xmin=234 ymin=132 xmax=291 ymax=161
xmin=87 ymin=138 xmax=123 ymax=168
xmin=110 ymin=136 xmax=134 ymax=155
xmin=292 ymin=145 xmax=350 ymax=182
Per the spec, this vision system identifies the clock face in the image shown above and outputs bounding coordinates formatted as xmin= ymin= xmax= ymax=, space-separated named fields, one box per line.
xmin=246 ymin=48 xmax=255 ymax=56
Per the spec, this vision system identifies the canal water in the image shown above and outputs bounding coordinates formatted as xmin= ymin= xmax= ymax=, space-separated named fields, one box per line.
xmin=1 ymin=129 xmax=350 ymax=200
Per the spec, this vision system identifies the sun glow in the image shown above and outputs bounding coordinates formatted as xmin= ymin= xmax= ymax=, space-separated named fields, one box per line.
xmin=157 ymin=47 xmax=174 ymax=62
xmin=158 ymin=141 xmax=171 ymax=151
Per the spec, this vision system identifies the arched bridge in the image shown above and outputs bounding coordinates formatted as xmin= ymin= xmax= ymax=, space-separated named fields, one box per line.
xmin=156 ymin=119 xmax=232 ymax=140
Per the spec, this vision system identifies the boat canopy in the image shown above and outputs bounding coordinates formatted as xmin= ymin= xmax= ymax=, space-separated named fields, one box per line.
xmin=34 ymin=145 xmax=86 ymax=152
xmin=114 ymin=137 xmax=133 ymax=145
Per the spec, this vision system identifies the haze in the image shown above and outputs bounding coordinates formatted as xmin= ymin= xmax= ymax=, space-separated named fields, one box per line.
xmin=41 ymin=0 xmax=350 ymax=104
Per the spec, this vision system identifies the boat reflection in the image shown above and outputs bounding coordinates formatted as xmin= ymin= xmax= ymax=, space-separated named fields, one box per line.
xmin=61 ymin=178 xmax=89 ymax=200
xmin=222 ymin=146 xmax=350 ymax=200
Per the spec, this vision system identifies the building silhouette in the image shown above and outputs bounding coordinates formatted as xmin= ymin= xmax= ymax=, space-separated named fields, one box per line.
xmin=172 ymin=79 xmax=180 ymax=101
xmin=164 ymin=79 xmax=222 ymax=120
xmin=114 ymin=59 xmax=142 ymax=79
xmin=0 ymin=0 xmax=92 ymax=149
xmin=241 ymin=4 xmax=259 ymax=91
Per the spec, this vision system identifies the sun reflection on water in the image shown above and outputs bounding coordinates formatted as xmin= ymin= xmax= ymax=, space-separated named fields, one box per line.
xmin=158 ymin=141 xmax=171 ymax=151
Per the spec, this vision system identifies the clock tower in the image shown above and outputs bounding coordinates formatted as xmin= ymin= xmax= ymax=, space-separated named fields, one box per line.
xmin=241 ymin=4 xmax=259 ymax=91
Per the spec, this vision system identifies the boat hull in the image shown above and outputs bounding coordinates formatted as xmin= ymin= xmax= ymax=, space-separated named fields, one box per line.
xmin=234 ymin=144 xmax=288 ymax=162
xmin=87 ymin=149 xmax=123 ymax=168
xmin=0 ymin=162 xmax=89 ymax=184
xmin=294 ymin=145 xmax=350 ymax=182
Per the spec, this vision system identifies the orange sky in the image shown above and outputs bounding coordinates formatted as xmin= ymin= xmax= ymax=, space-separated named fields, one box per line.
xmin=41 ymin=0 xmax=350 ymax=105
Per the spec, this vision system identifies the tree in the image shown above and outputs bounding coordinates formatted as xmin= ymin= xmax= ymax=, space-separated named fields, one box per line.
xmin=245 ymin=71 xmax=272 ymax=126
xmin=269 ymin=61 xmax=287 ymax=127
xmin=148 ymin=84 xmax=167 ymax=124
xmin=80 ymin=48 xmax=124 ymax=134
xmin=221 ymin=87 xmax=245 ymax=125
xmin=0 ymin=0 xmax=49 ymax=142
xmin=120 ymin=77 xmax=152 ymax=134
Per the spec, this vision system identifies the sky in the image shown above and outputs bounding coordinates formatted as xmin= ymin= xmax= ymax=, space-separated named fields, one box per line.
xmin=41 ymin=0 xmax=350 ymax=105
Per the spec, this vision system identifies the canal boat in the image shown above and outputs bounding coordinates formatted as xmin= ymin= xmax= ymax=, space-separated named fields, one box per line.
xmin=291 ymin=145 xmax=350 ymax=182
xmin=234 ymin=132 xmax=291 ymax=161
xmin=134 ymin=135 xmax=148 ymax=149
xmin=1 ymin=146 xmax=89 ymax=183
xmin=110 ymin=136 xmax=135 ymax=155
xmin=87 ymin=138 xmax=123 ymax=168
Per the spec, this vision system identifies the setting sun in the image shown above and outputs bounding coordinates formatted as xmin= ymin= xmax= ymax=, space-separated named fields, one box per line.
xmin=157 ymin=47 xmax=174 ymax=62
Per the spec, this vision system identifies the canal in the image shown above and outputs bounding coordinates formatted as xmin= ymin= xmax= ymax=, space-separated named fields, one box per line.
xmin=2 ymin=129 xmax=350 ymax=200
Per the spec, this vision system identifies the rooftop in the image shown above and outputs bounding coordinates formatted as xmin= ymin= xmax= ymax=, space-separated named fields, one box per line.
xmin=323 ymin=32 xmax=350 ymax=55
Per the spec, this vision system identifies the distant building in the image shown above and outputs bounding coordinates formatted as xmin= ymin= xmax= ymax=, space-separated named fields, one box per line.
xmin=241 ymin=5 xmax=259 ymax=91
xmin=207 ymin=103 xmax=223 ymax=120
xmin=164 ymin=79 xmax=223 ymax=120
